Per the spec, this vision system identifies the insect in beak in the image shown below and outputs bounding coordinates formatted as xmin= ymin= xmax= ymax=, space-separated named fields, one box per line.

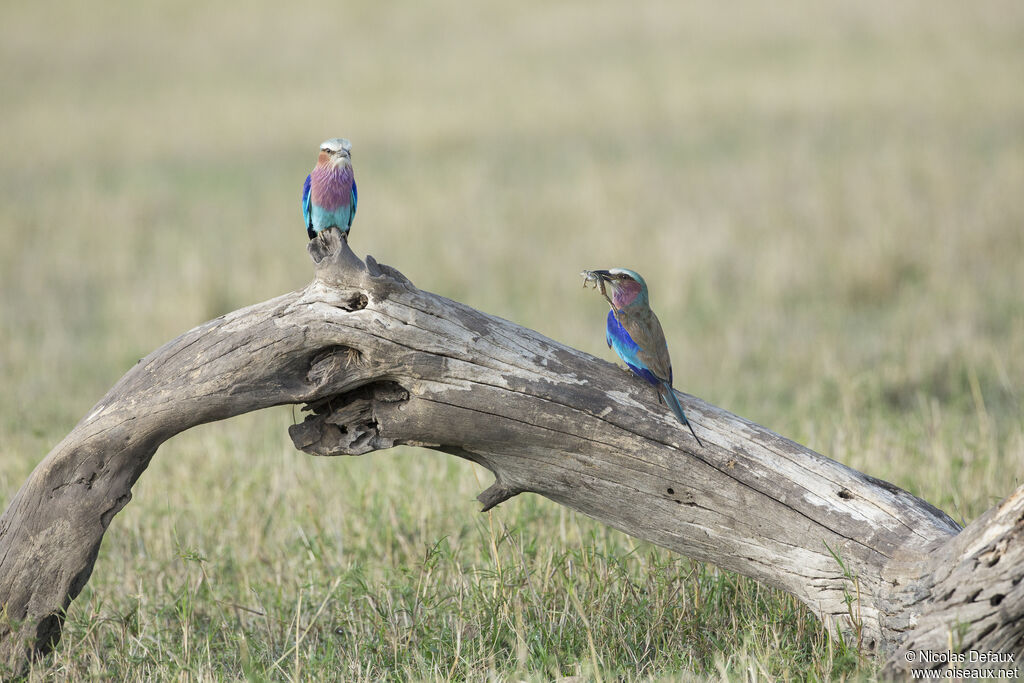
xmin=580 ymin=269 xmax=612 ymax=300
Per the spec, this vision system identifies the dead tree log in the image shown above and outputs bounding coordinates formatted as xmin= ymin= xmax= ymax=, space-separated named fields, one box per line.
xmin=0 ymin=229 xmax=1020 ymax=674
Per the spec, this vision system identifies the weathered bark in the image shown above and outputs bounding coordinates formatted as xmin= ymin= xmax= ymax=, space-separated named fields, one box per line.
xmin=883 ymin=486 xmax=1024 ymax=674
xmin=0 ymin=229 xmax=1020 ymax=674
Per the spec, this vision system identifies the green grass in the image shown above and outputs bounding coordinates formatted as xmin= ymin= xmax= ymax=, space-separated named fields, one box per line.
xmin=2 ymin=0 xmax=1023 ymax=679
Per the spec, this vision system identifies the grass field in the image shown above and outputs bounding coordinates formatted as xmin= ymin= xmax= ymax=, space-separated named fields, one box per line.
xmin=2 ymin=0 xmax=1023 ymax=679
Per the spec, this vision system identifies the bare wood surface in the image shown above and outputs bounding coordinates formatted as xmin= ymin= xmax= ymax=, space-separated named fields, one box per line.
xmin=0 ymin=229 xmax=1019 ymax=673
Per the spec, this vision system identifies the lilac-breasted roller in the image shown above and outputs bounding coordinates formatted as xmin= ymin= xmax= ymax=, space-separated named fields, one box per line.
xmin=302 ymin=138 xmax=357 ymax=240
xmin=582 ymin=268 xmax=703 ymax=447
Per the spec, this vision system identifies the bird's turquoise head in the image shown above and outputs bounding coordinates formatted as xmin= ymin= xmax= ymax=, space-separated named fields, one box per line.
xmin=582 ymin=268 xmax=650 ymax=309
xmin=318 ymin=138 xmax=353 ymax=168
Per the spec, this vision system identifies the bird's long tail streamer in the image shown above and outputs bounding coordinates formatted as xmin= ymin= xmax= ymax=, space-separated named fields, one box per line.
xmin=661 ymin=384 xmax=704 ymax=448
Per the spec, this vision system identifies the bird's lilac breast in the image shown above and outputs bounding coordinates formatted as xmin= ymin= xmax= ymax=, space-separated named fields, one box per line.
xmin=310 ymin=164 xmax=354 ymax=210
xmin=611 ymin=279 xmax=642 ymax=308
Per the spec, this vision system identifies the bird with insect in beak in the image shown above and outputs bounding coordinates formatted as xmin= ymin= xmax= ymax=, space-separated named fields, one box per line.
xmin=582 ymin=268 xmax=703 ymax=447
xmin=302 ymin=138 xmax=358 ymax=240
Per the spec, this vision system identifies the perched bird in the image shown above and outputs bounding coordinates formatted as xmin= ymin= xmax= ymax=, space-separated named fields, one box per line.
xmin=302 ymin=138 xmax=358 ymax=240
xmin=582 ymin=268 xmax=703 ymax=447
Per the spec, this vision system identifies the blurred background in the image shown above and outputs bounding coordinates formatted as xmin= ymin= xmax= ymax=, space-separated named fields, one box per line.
xmin=1 ymin=0 xmax=1022 ymax=678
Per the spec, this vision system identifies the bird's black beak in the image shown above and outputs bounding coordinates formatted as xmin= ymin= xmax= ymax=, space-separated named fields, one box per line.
xmin=589 ymin=269 xmax=612 ymax=282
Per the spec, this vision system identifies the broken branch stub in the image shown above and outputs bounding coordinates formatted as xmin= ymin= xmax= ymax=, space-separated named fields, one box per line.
xmin=0 ymin=227 xmax=1020 ymax=674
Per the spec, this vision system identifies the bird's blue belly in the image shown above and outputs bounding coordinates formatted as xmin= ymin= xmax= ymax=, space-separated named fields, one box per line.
xmin=311 ymin=204 xmax=353 ymax=234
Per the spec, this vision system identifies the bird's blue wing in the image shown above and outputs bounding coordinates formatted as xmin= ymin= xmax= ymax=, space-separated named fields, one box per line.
xmin=348 ymin=179 xmax=358 ymax=228
xmin=607 ymin=306 xmax=701 ymax=445
xmin=302 ymin=174 xmax=313 ymax=238
xmin=616 ymin=305 xmax=674 ymax=385
xmin=606 ymin=309 xmax=660 ymax=386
